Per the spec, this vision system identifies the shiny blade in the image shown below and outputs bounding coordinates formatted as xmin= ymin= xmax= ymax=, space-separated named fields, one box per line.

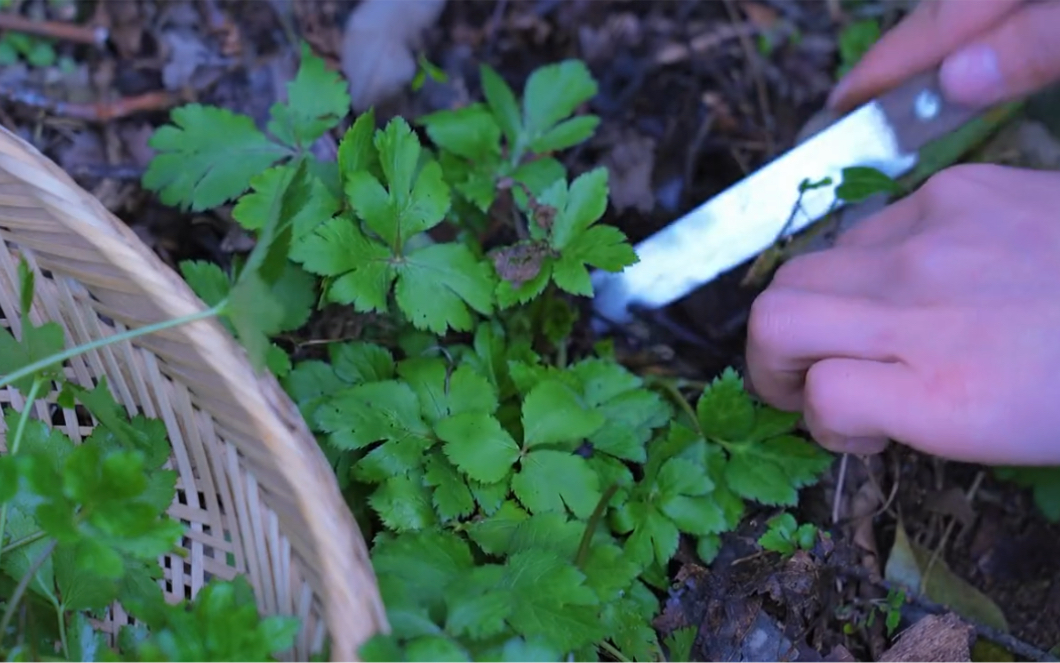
xmin=590 ymin=71 xmax=978 ymax=327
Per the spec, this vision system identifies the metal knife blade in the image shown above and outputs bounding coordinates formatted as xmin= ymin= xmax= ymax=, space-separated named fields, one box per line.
xmin=590 ymin=69 xmax=981 ymax=327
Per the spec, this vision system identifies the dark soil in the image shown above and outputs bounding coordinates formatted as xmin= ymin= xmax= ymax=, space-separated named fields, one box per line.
xmin=1 ymin=0 xmax=1057 ymax=660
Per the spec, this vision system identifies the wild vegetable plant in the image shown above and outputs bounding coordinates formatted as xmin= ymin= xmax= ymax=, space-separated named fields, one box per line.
xmin=139 ymin=45 xmax=838 ymax=660
xmin=0 ymin=256 xmax=299 ymax=660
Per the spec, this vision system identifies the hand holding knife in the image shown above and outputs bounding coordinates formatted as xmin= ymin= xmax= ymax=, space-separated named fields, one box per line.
xmin=590 ymin=68 xmax=983 ymax=329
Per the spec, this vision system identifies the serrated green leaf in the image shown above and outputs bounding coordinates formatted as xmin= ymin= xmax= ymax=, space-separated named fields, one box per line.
xmin=2 ymin=506 xmax=57 ymax=605
xmin=338 ymin=109 xmax=378 ymax=178
xmin=315 ymin=380 xmax=431 ymax=450
xmin=55 ymin=540 xmax=119 ymax=611
xmin=501 ymin=548 xmax=603 ymax=652
xmin=420 ymin=103 xmax=501 ymax=161
xmin=549 ymin=168 xmax=607 ymax=251
xmin=530 ymin=115 xmax=600 ymax=154
xmin=292 ymin=214 xmax=395 ymax=312
xmin=398 ymin=358 xmax=497 ymax=423
xmin=180 ymin=260 xmax=231 ymax=307
xmin=369 ymin=473 xmax=436 ymax=533
xmin=467 ymin=500 xmax=528 ymax=556
xmin=424 ymin=453 xmax=475 ymax=521
xmin=521 ymin=379 xmax=604 ymax=449
xmin=331 ymin=341 xmax=395 ymax=385
xmin=697 ymin=368 xmax=756 ymax=441
xmin=143 ymin=104 xmax=290 ymax=211
xmin=582 ymin=543 xmax=640 ymax=601
xmin=507 ymin=512 xmax=583 ymax=558
xmin=512 ymin=449 xmax=599 ymax=518
xmin=394 ymin=242 xmax=495 ymax=334
xmin=405 ymin=635 xmax=469 ymax=662
xmin=480 ymin=64 xmax=521 ymax=146
xmin=444 ymin=565 xmax=511 ymax=640
xmin=267 ymin=43 xmax=350 ymax=148
xmin=231 ymin=164 xmax=341 ymax=240
xmin=437 ymin=412 xmax=519 ymax=484
xmin=522 ymin=60 xmax=598 ymax=141
xmin=0 ymin=320 xmax=65 ymax=396
xmin=612 ymin=498 xmax=680 ymax=569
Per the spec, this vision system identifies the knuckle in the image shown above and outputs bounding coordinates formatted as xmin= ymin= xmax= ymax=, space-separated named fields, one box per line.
xmin=747 ymin=289 xmax=797 ymax=350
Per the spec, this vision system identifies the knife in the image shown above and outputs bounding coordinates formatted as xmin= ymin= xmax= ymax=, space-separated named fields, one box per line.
xmin=590 ymin=69 xmax=982 ymax=328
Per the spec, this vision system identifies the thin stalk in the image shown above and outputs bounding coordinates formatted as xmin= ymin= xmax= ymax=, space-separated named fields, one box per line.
xmin=0 ymin=377 xmax=44 ymax=572
xmin=0 ymin=538 xmax=57 ymax=644
xmin=55 ymin=603 xmax=68 ymax=660
xmin=0 ymin=302 xmax=225 ymax=393
xmin=0 ymin=530 xmax=46 ymax=556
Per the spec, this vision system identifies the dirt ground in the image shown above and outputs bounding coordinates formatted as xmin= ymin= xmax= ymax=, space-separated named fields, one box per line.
xmin=1 ymin=0 xmax=1058 ymax=660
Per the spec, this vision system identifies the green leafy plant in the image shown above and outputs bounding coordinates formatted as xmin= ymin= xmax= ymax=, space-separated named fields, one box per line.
xmin=758 ymin=512 xmax=819 ymax=556
xmin=0 ymin=259 xmax=299 ymax=661
xmin=138 ymin=44 xmax=838 ymax=661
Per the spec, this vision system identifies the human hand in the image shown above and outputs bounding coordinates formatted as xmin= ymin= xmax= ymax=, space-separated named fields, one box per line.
xmin=829 ymin=0 xmax=1060 ymax=112
xmin=745 ymin=164 xmax=1060 ymax=466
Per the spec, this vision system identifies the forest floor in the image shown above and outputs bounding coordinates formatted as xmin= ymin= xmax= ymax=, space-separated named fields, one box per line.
xmin=1 ymin=0 xmax=1059 ymax=660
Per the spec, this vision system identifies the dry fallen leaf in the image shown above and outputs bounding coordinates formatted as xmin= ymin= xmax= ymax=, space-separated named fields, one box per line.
xmin=602 ymin=130 xmax=656 ymax=214
xmin=341 ymin=0 xmax=447 ymax=111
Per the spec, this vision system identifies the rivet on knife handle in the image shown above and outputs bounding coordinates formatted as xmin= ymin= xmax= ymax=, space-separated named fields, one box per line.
xmin=877 ymin=70 xmax=982 ymax=154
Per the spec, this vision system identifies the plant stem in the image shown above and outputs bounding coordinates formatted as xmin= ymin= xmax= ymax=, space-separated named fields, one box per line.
xmin=0 ymin=538 xmax=57 ymax=644
xmin=575 ymin=484 xmax=618 ymax=568
xmin=0 ymin=377 xmax=44 ymax=572
xmin=598 ymin=640 xmax=630 ymax=663
xmin=0 ymin=529 xmax=46 ymax=556
xmin=649 ymin=378 xmax=702 ymax=437
xmin=55 ymin=603 xmax=68 ymax=660
xmin=0 ymin=302 xmax=225 ymax=393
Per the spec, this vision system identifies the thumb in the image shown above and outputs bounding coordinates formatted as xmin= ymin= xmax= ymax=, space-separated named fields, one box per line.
xmin=801 ymin=358 xmax=923 ymax=455
xmin=939 ymin=1 xmax=1060 ymax=106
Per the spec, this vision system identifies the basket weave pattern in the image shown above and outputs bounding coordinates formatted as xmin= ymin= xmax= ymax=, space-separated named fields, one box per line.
xmin=0 ymin=125 xmax=387 ymax=660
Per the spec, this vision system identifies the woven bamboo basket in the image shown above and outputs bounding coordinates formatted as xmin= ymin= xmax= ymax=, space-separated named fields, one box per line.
xmin=0 ymin=124 xmax=387 ymax=660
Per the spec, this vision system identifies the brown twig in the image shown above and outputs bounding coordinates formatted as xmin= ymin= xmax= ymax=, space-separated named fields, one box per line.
xmin=0 ymin=12 xmax=107 ymax=46
xmin=920 ymin=470 xmax=985 ymax=595
xmin=0 ymin=84 xmax=182 ymax=122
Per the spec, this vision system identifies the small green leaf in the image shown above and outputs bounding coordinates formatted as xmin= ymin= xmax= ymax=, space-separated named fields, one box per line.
xmin=338 ymin=109 xmax=378 ymax=178
xmin=394 ymin=242 xmax=496 ymax=334
xmin=697 ymin=368 xmax=756 ymax=441
xmin=267 ymin=43 xmax=351 ymax=148
xmin=835 ymin=166 xmax=903 ymax=203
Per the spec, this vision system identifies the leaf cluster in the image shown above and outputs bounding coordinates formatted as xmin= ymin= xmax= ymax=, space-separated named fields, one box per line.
xmin=283 ymin=334 xmax=832 ymax=660
xmin=140 ymin=44 xmax=837 ymax=662
xmin=0 ymin=264 xmax=298 ymax=661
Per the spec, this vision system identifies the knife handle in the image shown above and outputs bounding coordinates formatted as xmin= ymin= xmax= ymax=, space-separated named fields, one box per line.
xmin=876 ymin=69 xmax=983 ymax=154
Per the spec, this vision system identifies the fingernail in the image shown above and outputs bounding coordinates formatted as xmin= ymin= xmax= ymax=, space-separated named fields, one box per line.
xmin=940 ymin=44 xmax=1003 ymax=104
xmin=835 ymin=436 xmax=888 ymax=455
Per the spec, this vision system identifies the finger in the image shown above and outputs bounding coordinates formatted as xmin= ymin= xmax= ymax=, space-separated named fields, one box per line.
xmin=828 ymin=0 xmax=1026 ymax=112
xmin=802 ymin=357 xmax=922 ymax=453
xmin=833 ymin=191 xmax=924 ymax=249
xmin=771 ymin=246 xmax=895 ymax=299
xmin=939 ymin=1 xmax=1060 ymax=106
xmin=745 ymin=289 xmax=905 ymax=411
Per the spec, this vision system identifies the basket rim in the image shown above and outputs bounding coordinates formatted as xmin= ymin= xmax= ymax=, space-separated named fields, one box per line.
xmin=0 ymin=123 xmax=388 ymax=661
